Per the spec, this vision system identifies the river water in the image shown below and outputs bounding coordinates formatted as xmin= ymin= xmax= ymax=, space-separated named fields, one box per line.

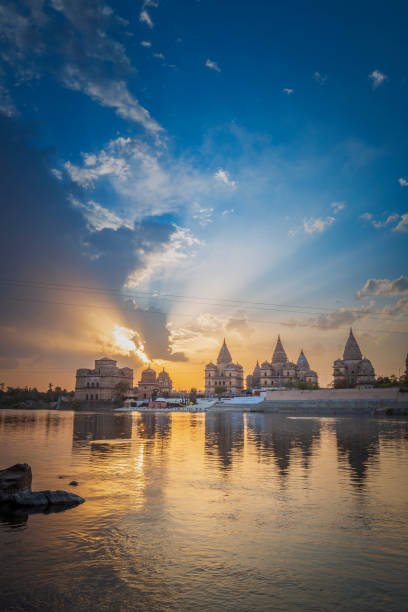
xmin=0 ymin=409 xmax=407 ymax=611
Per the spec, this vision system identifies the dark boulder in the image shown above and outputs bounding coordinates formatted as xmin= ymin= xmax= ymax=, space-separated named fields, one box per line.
xmin=0 ymin=464 xmax=85 ymax=513
xmin=0 ymin=463 xmax=32 ymax=502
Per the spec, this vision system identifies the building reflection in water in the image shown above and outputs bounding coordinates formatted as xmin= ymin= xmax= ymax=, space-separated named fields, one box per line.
xmin=204 ymin=412 xmax=245 ymax=470
xmin=246 ymin=414 xmax=321 ymax=478
xmin=335 ymin=418 xmax=380 ymax=487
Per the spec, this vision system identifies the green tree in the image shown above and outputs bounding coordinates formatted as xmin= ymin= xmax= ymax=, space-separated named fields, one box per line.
xmin=114 ymin=381 xmax=130 ymax=398
xmin=214 ymin=385 xmax=227 ymax=399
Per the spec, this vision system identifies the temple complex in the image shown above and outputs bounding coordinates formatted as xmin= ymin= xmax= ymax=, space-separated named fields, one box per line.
xmin=205 ymin=339 xmax=244 ymax=395
xmin=75 ymin=357 xmax=133 ymax=401
xmin=247 ymin=336 xmax=318 ymax=389
xmin=332 ymin=329 xmax=375 ymax=388
xmin=137 ymin=366 xmax=173 ymax=399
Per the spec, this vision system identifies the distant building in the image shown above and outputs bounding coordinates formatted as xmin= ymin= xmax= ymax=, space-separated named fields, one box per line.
xmin=75 ymin=357 xmax=133 ymax=401
xmin=247 ymin=336 xmax=318 ymax=389
xmin=406 ymin=352 xmax=408 ymax=377
xmin=205 ymin=339 xmax=244 ymax=396
xmin=137 ymin=366 xmax=173 ymax=400
xmin=333 ymin=329 xmax=375 ymax=388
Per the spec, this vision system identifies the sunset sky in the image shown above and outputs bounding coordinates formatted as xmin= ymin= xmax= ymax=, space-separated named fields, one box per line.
xmin=0 ymin=0 xmax=407 ymax=390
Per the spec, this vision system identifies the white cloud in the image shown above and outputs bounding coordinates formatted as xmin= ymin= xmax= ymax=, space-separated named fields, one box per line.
xmin=359 ymin=211 xmax=407 ymax=231
xmin=126 ymin=225 xmax=202 ymax=287
xmin=222 ymin=208 xmax=234 ymax=216
xmin=214 ymin=168 xmax=236 ymax=188
xmin=393 ymin=213 xmax=408 ymax=233
xmin=0 ymin=85 xmax=17 ymax=117
xmin=63 ymin=136 xmax=235 ymax=222
xmin=303 ymin=216 xmax=335 ymax=234
xmin=357 ymin=276 xmax=408 ymax=298
xmin=140 ymin=40 xmax=151 ymax=47
xmin=377 ymin=297 xmax=408 ymax=315
xmin=193 ymin=206 xmax=214 ymax=227
xmin=313 ymin=71 xmax=327 ymax=85
xmin=70 ymin=197 xmax=133 ymax=232
xmin=64 ymin=148 xmax=130 ymax=187
xmin=62 ymin=65 xmax=162 ymax=132
xmin=153 ymin=52 xmax=165 ymax=60
xmin=283 ymin=303 xmax=373 ymax=330
xmin=372 ymin=213 xmax=399 ymax=229
xmin=205 ymin=59 xmax=221 ymax=72
xmin=331 ymin=201 xmax=346 ymax=213
xmin=139 ymin=10 xmax=153 ymax=28
xmin=283 ymin=88 xmax=294 ymax=95
xmin=369 ymin=69 xmax=387 ymax=89
xmin=398 ymin=177 xmax=408 ymax=187
xmin=51 ymin=168 xmax=62 ymax=180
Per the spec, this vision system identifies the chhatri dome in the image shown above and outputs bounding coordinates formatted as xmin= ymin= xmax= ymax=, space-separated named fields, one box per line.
xmin=333 ymin=328 xmax=375 ymax=388
xmin=246 ymin=336 xmax=318 ymax=389
xmin=217 ymin=338 xmax=233 ymax=365
xmin=205 ymin=339 xmax=244 ymax=395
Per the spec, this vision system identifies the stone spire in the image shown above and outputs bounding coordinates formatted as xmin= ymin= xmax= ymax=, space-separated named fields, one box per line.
xmin=217 ymin=338 xmax=233 ymax=364
xmin=343 ymin=328 xmax=362 ymax=361
xmin=272 ymin=335 xmax=288 ymax=364
xmin=297 ymin=349 xmax=310 ymax=370
xmin=253 ymin=360 xmax=261 ymax=374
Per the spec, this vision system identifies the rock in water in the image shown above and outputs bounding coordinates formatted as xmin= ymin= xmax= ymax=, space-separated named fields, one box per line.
xmin=0 ymin=463 xmax=32 ymax=502
xmin=0 ymin=464 xmax=85 ymax=511
xmin=45 ymin=490 xmax=84 ymax=506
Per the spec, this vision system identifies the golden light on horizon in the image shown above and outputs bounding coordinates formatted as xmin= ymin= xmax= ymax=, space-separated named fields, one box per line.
xmin=112 ymin=324 xmax=150 ymax=364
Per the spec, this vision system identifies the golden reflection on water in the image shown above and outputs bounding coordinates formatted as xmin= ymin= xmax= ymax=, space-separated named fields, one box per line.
xmin=0 ymin=410 xmax=408 ymax=611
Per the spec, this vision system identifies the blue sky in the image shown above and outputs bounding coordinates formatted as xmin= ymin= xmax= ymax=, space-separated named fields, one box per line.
xmin=0 ymin=0 xmax=407 ymax=388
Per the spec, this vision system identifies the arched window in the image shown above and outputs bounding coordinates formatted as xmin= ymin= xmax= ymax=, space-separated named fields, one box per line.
xmin=87 ymin=382 xmax=90 ymax=388
xmin=86 ymin=394 xmax=88 ymax=400
xmin=90 ymin=394 xmax=93 ymax=400
xmin=96 ymin=382 xmax=99 ymax=388
xmin=95 ymin=394 xmax=98 ymax=400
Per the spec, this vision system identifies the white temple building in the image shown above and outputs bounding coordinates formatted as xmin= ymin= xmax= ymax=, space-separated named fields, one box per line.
xmin=205 ymin=339 xmax=244 ymax=396
xmin=246 ymin=336 xmax=319 ymax=389
xmin=333 ymin=329 xmax=375 ymax=388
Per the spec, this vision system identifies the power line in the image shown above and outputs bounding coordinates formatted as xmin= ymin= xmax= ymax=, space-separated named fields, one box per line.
xmin=0 ymin=295 xmax=407 ymax=334
xmin=0 ymin=277 xmax=406 ymax=320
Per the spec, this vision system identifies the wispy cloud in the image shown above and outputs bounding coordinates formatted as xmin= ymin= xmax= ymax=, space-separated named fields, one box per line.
xmin=283 ymin=304 xmax=373 ymax=330
xmin=153 ymin=52 xmax=165 ymax=60
xmin=70 ymin=197 xmax=133 ymax=232
xmin=62 ymin=65 xmax=162 ymax=132
xmin=283 ymin=88 xmax=294 ymax=95
xmin=331 ymin=201 xmax=346 ymax=213
xmin=398 ymin=177 xmax=408 ymax=187
xmin=359 ymin=211 xmax=407 ymax=231
xmin=0 ymin=85 xmax=17 ymax=117
xmin=313 ymin=71 xmax=327 ymax=85
xmin=192 ymin=206 xmax=214 ymax=227
xmin=205 ymin=59 xmax=221 ymax=72
xmin=140 ymin=40 xmax=152 ymax=47
xmin=139 ymin=10 xmax=153 ymax=28
xmin=369 ymin=69 xmax=387 ymax=89
xmin=393 ymin=213 xmax=408 ymax=233
xmin=357 ymin=276 xmax=408 ymax=298
xmin=214 ymin=168 xmax=236 ymax=189
xmin=126 ymin=225 xmax=202 ymax=287
xmin=222 ymin=208 xmax=234 ymax=216
xmin=303 ymin=216 xmax=335 ymax=234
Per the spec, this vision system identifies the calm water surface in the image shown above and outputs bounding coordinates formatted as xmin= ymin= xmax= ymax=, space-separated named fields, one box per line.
xmin=0 ymin=409 xmax=407 ymax=611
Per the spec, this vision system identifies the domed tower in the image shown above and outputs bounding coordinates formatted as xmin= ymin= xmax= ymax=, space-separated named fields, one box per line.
xmin=272 ymin=335 xmax=288 ymax=365
xmin=205 ymin=339 xmax=243 ymax=396
xmin=137 ymin=366 xmax=158 ymax=400
xmin=343 ymin=329 xmax=363 ymax=361
xmin=333 ymin=329 xmax=375 ymax=388
xmin=158 ymin=368 xmax=172 ymax=395
xmin=297 ymin=349 xmax=310 ymax=371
